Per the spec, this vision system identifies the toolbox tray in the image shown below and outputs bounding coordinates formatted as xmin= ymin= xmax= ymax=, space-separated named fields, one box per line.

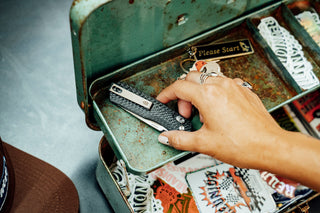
xmin=88 ymin=1 xmax=320 ymax=174
xmin=70 ymin=0 xmax=320 ymax=212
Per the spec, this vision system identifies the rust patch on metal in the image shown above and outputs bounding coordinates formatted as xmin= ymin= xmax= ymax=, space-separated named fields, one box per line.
xmin=72 ymin=0 xmax=81 ymax=6
xmin=80 ymin=101 xmax=85 ymax=109
xmin=206 ymin=22 xmax=296 ymax=109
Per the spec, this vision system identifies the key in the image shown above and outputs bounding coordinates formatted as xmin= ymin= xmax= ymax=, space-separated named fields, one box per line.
xmin=109 ymin=82 xmax=192 ymax=132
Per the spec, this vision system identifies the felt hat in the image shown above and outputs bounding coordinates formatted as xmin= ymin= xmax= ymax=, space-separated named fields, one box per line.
xmin=0 ymin=138 xmax=79 ymax=213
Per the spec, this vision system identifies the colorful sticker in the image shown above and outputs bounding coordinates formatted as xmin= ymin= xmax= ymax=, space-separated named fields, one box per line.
xmin=150 ymin=154 xmax=221 ymax=194
xmin=152 ymin=179 xmax=198 ymax=213
xmin=296 ymin=11 xmax=320 ymax=46
xmin=292 ymin=89 xmax=320 ymax=137
xmin=186 ymin=164 xmax=276 ymax=213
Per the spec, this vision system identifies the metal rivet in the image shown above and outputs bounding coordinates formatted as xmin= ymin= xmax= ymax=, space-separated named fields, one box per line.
xmin=177 ymin=14 xmax=188 ymax=25
xmin=176 ymin=116 xmax=185 ymax=123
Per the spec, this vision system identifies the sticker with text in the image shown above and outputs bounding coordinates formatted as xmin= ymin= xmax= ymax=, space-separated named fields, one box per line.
xmin=150 ymin=154 xmax=221 ymax=194
xmin=186 ymin=164 xmax=276 ymax=213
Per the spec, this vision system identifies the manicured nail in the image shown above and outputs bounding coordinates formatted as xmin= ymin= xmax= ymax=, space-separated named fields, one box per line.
xmin=158 ymin=135 xmax=170 ymax=146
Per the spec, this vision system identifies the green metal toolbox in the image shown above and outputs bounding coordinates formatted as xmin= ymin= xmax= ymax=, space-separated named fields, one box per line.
xmin=70 ymin=0 xmax=320 ymax=212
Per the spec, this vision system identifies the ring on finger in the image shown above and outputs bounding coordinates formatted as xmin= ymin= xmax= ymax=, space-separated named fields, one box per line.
xmin=241 ymin=81 xmax=253 ymax=90
xmin=200 ymin=72 xmax=219 ymax=85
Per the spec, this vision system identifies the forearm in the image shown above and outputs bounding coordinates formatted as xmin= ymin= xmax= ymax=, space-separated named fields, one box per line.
xmin=261 ymin=130 xmax=320 ymax=192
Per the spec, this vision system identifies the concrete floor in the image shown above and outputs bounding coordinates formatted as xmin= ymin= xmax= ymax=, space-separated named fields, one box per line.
xmin=0 ymin=0 xmax=113 ymax=212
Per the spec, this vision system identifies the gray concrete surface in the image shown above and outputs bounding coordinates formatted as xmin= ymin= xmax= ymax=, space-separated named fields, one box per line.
xmin=0 ymin=0 xmax=113 ymax=212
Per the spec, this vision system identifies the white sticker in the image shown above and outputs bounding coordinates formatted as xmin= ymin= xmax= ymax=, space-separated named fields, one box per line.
xmin=258 ymin=17 xmax=319 ymax=90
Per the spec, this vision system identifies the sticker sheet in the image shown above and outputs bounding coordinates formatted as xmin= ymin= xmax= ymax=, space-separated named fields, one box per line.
xmin=186 ymin=164 xmax=276 ymax=213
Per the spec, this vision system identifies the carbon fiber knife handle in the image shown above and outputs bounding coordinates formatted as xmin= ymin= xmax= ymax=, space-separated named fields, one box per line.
xmin=109 ymin=82 xmax=192 ymax=132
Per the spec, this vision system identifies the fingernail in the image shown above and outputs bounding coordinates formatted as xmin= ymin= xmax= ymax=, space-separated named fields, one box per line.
xmin=158 ymin=135 xmax=170 ymax=146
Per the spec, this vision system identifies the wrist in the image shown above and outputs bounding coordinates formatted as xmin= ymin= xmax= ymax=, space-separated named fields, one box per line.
xmin=254 ymin=128 xmax=289 ymax=171
xmin=260 ymin=130 xmax=320 ymax=191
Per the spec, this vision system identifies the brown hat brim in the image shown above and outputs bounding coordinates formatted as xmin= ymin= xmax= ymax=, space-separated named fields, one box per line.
xmin=2 ymin=141 xmax=79 ymax=213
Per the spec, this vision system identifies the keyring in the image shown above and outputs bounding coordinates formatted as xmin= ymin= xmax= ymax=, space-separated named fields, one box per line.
xmin=179 ymin=58 xmax=196 ymax=73
xmin=200 ymin=72 xmax=219 ymax=85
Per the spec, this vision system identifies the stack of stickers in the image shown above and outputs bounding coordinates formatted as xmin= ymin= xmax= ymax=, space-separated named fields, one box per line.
xmin=110 ymin=154 xmax=221 ymax=213
xmin=258 ymin=17 xmax=319 ymax=90
xmin=111 ymin=151 xmax=313 ymax=212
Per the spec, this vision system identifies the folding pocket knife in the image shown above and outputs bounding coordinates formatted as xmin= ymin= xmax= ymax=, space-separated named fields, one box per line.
xmin=109 ymin=82 xmax=192 ymax=132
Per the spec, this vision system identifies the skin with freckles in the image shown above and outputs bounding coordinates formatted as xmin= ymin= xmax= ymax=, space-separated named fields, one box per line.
xmin=156 ymin=71 xmax=320 ymax=192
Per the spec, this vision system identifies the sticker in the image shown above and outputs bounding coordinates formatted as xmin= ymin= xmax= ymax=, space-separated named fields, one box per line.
xmin=296 ymin=11 xmax=320 ymax=46
xmin=292 ymin=89 xmax=320 ymax=137
xmin=258 ymin=16 xmax=320 ymax=90
xmin=191 ymin=39 xmax=254 ymax=61
xmin=150 ymin=154 xmax=220 ymax=194
xmin=271 ymin=185 xmax=312 ymax=209
xmin=186 ymin=164 xmax=276 ymax=213
xmin=152 ymin=179 xmax=198 ymax=213
xmin=260 ymin=171 xmax=299 ymax=198
xmin=271 ymin=105 xmax=307 ymax=133
xmin=110 ymin=160 xmax=131 ymax=197
xmin=128 ymin=173 xmax=156 ymax=189
xmin=128 ymin=181 xmax=154 ymax=212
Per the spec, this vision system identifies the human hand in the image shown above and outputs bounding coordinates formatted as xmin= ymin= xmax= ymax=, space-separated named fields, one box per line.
xmin=156 ymin=71 xmax=284 ymax=169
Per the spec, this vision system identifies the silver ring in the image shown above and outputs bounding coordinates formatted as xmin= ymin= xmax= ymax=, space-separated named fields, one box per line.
xmin=241 ymin=81 xmax=253 ymax=89
xmin=200 ymin=72 xmax=219 ymax=85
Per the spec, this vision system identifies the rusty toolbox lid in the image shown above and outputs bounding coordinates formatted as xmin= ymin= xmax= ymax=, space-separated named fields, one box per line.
xmin=69 ymin=0 xmax=276 ymax=128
